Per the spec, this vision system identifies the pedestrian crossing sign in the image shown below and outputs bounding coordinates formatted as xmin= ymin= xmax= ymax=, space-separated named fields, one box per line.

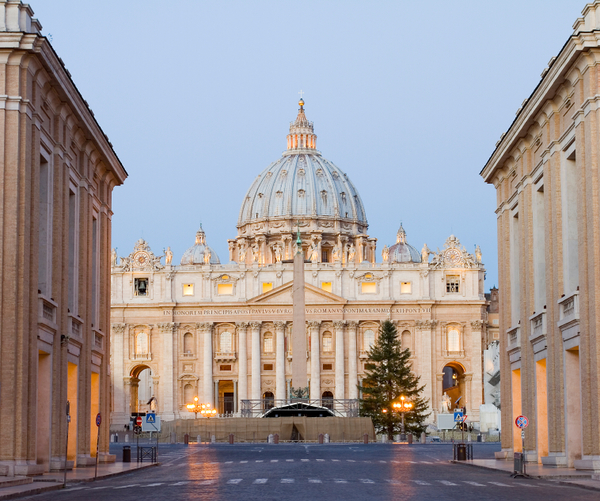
xmin=453 ymin=411 xmax=463 ymax=422
xmin=146 ymin=413 xmax=155 ymax=423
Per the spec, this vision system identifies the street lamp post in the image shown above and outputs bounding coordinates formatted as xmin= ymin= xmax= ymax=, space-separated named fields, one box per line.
xmin=186 ymin=397 xmax=217 ymax=419
xmin=186 ymin=396 xmax=201 ymax=418
xmin=392 ymin=395 xmax=413 ymax=440
xmin=200 ymin=403 xmax=218 ymax=418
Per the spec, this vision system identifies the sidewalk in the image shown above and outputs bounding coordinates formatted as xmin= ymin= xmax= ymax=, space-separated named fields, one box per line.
xmin=452 ymin=458 xmax=600 ymax=492
xmin=0 ymin=462 xmax=158 ymax=500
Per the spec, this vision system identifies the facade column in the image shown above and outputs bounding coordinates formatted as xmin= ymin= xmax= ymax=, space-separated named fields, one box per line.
xmin=415 ymin=320 xmax=435 ymax=419
xmin=334 ymin=321 xmax=346 ymax=399
xmin=286 ymin=379 xmax=291 ymax=402
xmin=250 ymin=322 xmax=262 ymax=400
xmin=309 ymin=321 xmax=321 ymax=399
xmin=236 ymin=322 xmax=249 ymax=410
xmin=111 ymin=324 xmax=127 ymax=422
xmin=214 ymin=380 xmax=220 ymax=414
xmin=275 ymin=321 xmax=286 ymax=401
xmin=233 ymin=380 xmax=238 ymax=414
xmin=436 ymin=373 xmax=445 ymax=420
xmin=158 ymin=322 xmax=176 ymax=420
xmin=347 ymin=321 xmax=358 ymax=399
xmin=199 ymin=322 xmax=214 ymax=406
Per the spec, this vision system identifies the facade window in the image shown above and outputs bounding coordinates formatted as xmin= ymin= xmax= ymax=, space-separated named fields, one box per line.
xmin=321 ymin=282 xmax=332 ymax=292
xmin=184 ymin=383 xmax=194 ymax=405
xmin=183 ymin=284 xmax=194 ymax=296
xmin=363 ymin=329 xmax=375 ymax=351
xmin=446 ymin=275 xmax=460 ymax=293
xmin=401 ymin=282 xmax=411 ymax=294
xmin=322 ymin=332 xmax=333 ymax=352
xmin=321 ymin=249 xmax=330 ymax=262
xmin=263 ymin=332 xmax=273 ymax=353
xmin=183 ymin=332 xmax=193 ymax=354
xmin=220 ymin=331 xmax=232 ymax=353
xmin=262 ymin=282 xmax=273 ymax=293
xmin=361 ymin=282 xmax=376 ymax=294
xmin=447 ymin=328 xmax=460 ymax=352
xmin=217 ymin=283 xmax=233 ymax=295
xmin=136 ymin=332 xmax=148 ymax=355
xmin=134 ymin=278 xmax=148 ymax=296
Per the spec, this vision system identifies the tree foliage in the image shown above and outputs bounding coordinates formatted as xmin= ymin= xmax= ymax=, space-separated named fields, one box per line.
xmin=358 ymin=320 xmax=430 ymax=439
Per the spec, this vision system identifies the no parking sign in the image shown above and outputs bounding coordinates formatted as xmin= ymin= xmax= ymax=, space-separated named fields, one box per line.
xmin=515 ymin=415 xmax=529 ymax=429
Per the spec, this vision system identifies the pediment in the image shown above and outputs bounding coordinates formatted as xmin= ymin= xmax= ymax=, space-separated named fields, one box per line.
xmin=248 ymin=281 xmax=346 ymax=305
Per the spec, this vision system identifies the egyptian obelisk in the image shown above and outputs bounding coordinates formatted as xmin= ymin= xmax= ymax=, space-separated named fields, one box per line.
xmin=291 ymin=226 xmax=307 ymax=394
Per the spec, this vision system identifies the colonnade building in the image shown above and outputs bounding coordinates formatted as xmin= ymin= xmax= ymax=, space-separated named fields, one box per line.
xmin=111 ymin=100 xmax=488 ymax=427
xmin=481 ymin=1 xmax=600 ymax=469
xmin=0 ymin=2 xmax=127 ymax=475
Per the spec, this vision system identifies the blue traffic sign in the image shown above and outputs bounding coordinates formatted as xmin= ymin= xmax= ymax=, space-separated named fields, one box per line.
xmin=453 ymin=411 xmax=463 ymax=423
xmin=146 ymin=413 xmax=156 ymax=424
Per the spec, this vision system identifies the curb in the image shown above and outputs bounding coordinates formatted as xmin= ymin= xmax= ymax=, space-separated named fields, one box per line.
xmin=0 ymin=482 xmax=63 ymax=501
xmin=50 ymin=462 xmax=160 ymax=485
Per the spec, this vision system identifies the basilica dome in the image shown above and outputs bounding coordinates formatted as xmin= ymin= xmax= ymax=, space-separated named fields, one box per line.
xmin=180 ymin=226 xmax=220 ymax=265
xmin=388 ymin=224 xmax=421 ymax=263
xmin=237 ymin=99 xmax=368 ymax=238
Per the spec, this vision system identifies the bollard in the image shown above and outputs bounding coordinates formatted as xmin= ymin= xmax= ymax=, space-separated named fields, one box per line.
xmin=363 ymin=433 xmax=369 ymax=444
xmin=125 ymin=434 xmax=129 ymax=443
xmin=170 ymin=432 xmax=176 ymax=444
xmin=420 ymin=432 xmax=426 ymax=444
xmin=394 ymin=434 xmax=400 ymax=442
xmin=380 ymin=435 xmax=386 ymax=443
xmin=122 ymin=445 xmax=131 ymax=463
xmin=324 ymin=433 xmax=330 ymax=443
xmin=184 ymin=433 xmax=189 ymax=445
xmin=229 ymin=434 xmax=234 ymax=445
xmin=268 ymin=434 xmax=273 ymax=444
xmin=408 ymin=434 xmax=413 ymax=445
xmin=274 ymin=433 xmax=279 ymax=444
xmin=211 ymin=435 xmax=216 ymax=444
xmin=197 ymin=435 xmax=202 ymax=444
xmin=467 ymin=434 xmax=472 ymax=443
xmin=318 ymin=434 xmax=324 ymax=444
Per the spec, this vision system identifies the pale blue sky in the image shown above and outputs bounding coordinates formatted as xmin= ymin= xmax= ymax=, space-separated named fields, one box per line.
xmin=34 ymin=0 xmax=586 ymax=289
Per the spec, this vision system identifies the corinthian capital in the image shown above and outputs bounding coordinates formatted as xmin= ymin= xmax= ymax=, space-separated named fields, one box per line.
xmin=157 ymin=322 xmax=175 ymax=334
xmin=250 ymin=321 xmax=262 ymax=330
xmin=274 ymin=321 xmax=287 ymax=330
xmin=333 ymin=320 xmax=347 ymax=330
xmin=236 ymin=321 xmax=249 ymax=330
xmin=197 ymin=322 xmax=214 ymax=332
xmin=112 ymin=323 xmax=127 ymax=334
xmin=470 ymin=320 xmax=485 ymax=330
xmin=346 ymin=321 xmax=358 ymax=329
xmin=307 ymin=321 xmax=321 ymax=329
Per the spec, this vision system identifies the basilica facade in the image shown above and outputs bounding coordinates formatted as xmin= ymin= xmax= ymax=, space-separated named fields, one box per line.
xmin=110 ymin=101 xmax=488 ymax=427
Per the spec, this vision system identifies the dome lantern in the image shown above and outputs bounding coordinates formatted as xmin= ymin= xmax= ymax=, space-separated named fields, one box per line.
xmin=287 ymin=99 xmax=317 ymax=151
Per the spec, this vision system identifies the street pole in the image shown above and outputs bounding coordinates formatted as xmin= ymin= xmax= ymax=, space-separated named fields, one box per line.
xmin=94 ymin=413 xmax=101 ymax=480
xmin=522 ymin=429 xmax=526 ymax=476
xmin=63 ymin=401 xmax=70 ymax=488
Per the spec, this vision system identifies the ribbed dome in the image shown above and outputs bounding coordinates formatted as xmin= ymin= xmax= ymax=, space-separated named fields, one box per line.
xmin=180 ymin=226 xmax=220 ymax=265
xmin=237 ymin=100 xmax=367 ymax=231
xmin=388 ymin=224 xmax=421 ymax=263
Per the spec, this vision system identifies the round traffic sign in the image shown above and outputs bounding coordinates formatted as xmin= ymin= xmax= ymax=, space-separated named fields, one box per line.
xmin=515 ymin=415 xmax=529 ymax=429
xmin=96 ymin=413 xmax=101 ymax=427
xmin=135 ymin=416 xmax=143 ymax=426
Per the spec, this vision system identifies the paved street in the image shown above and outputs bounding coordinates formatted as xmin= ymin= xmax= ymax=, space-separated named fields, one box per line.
xmin=26 ymin=443 xmax=597 ymax=501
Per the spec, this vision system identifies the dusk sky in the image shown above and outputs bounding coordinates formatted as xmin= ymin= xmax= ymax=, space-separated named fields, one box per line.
xmin=34 ymin=0 xmax=586 ymax=289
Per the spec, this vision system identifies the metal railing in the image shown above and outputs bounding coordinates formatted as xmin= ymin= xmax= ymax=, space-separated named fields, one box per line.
xmin=241 ymin=398 xmax=359 ymax=417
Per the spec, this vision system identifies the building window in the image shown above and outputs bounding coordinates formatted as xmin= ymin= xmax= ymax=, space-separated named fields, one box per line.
xmin=263 ymin=333 xmax=273 ymax=353
xmin=183 ymin=284 xmax=194 ymax=296
xmin=364 ymin=329 xmax=375 ymax=351
xmin=263 ymin=363 xmax=274 ymax=371
xmin=322 ymin=332 xmax=333 ymax=352
xmin=321 ymin=282 xmax=332 ymax=293
xmin=400 ymin=282 xmax=411 ymax=294
xmin=136 ymin=331 xmax=148 ymax=356
xmin=134 ymin=278 xmax=148 ymax=296
xmin=361 ymin=282 xmax=376 ymax=294
xmin=446 ymin=275 xmax=460 ymax=293
xmin=217 ymin=283 xmax=233 ymax=295
xmin=184 ymin=383 xmax=194 ymax=405
xmin=220 ymin=331 xmax=232 ymax=353
xmin=447 ymin=328 xmax=460 ymax=352
xmin=323 ymin=363 xmax=333 ymax=371
xmin=183 ymin=332 xmax=193 ymax=354
xmin=321 ymin=249 xmax=330 ymax=262
xmin=262 ymin=282 xmax=273 ymax=293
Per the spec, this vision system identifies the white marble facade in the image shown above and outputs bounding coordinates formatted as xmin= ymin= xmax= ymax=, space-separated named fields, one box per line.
xmin=110 ymin=101 xmax=488 ymax=427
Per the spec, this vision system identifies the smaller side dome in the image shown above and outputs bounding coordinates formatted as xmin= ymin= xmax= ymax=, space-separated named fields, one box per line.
xmin=388 ymin=223 xmax=421 ymax=263
xmin=180 ymin=225 xmax=220 ymax=265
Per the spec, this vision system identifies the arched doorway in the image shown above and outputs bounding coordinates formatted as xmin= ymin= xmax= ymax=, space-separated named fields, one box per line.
xmin=442 ymin=362 xmax=466 ymax=412
xmin=130 ymin=365 xmax=153 ymax=413
xmin=263 ymin=391 xmax=275 ymax=410
xmin=322 ymin=391 xmax=334 ymax=410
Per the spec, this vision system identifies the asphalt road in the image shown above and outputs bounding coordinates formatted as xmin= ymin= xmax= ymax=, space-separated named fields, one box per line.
xmin=25 ymin=443 xmax=597 ymax=501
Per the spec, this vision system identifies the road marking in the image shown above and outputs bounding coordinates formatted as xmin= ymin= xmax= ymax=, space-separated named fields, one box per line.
xmin=391 ymin=460 xmax=402 ymax=464
xmin=347 ymin=460 xmax=356 ymax=462
xmin=240 ymin=461 xmax=248 ymax=463
xmin=210 ymin=462 xmax=219 ymax=464
xmin=227 ymin=479 xmax=243 ymax=484
xmin=255 ymin=460 xmax=264 ymax=462
xmin=286 ymin=459 xmax=294 ymax=462
xmin=386 ymin=480 xmax=403 ymax=484
xmin=316 ymin=459 xmax=325 ymax=462
xmin=64 ymin=487 xmax=88 ymax=491
xmin=360 ymin=479 xmax=374 ymax=484
xmin=489 ymin=482 xmax=512 ymax=487
xmin=271 ymin=460 xmax=279 ymax=462
xmin=169 ymin=482 xmax=189 ymax=486
xmin=332 ymin=459 xmax=340 ymax=462
xmin=145 ymin=483 xmax=164 ymax=487
xmin=412 ymin=480 xmax=431 ymax=486
xmin=420 ymin=461 xmax=432 ymax=464
xmin=89 ymin=486 xmax=110 ymax=490
xmin=309 ymin=479 xmax=322 ymax=483
xmin=301 ymin=459 xmax=310 ymax=462
xmin=379 ymin=460 xmax=387 ymax=463
xmin=463 ymin=481 xmax=486 ymax=486
xmin=334 ymin=479 xmax=348 ymax=483
xmin=114 ymin=484 xmax=140 ymax=489
xmin=199 ymin=480 xmax=214 ymax=485
xmin=438 ymin=480 xmax=458 ymax=486
xmin=225 ymin=461 xmax=233 ymax=464
xmin=281 ymin=479 xmax=294 ymax=483
xmin=254 ymin=478 xmax=268 ymax=484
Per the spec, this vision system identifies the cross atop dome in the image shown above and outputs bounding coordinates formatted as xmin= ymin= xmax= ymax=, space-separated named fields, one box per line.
xmin=397 ymin=223 xmax=407 ymax=244
xmin=288 ymin=98 xmax=317 ymax=150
